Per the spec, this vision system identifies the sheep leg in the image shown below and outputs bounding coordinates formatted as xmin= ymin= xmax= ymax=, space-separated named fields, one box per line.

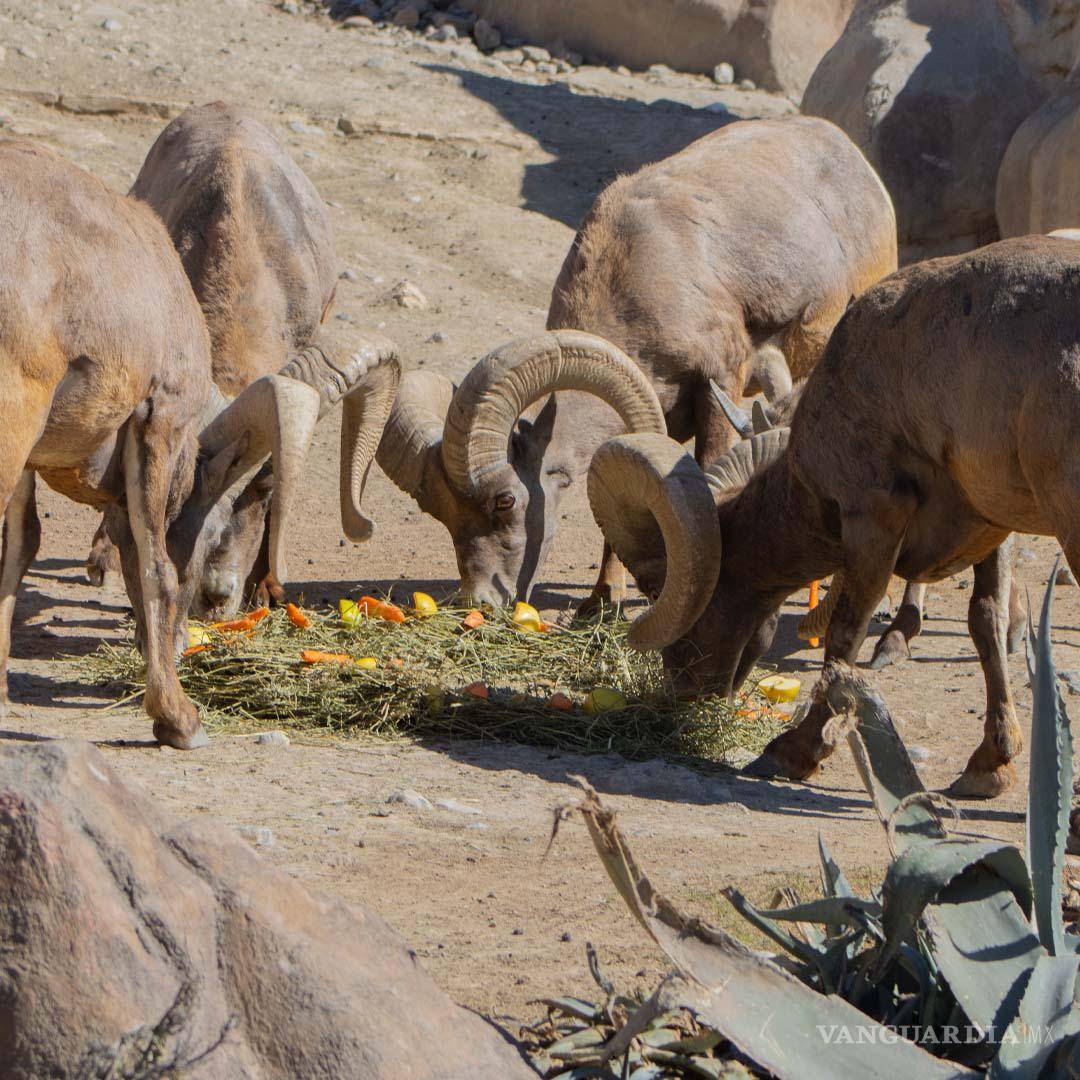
xmin=85 ymin=514 xmax=119 ymax=586
xmin=121 ymin=409 xmax=206 ymax=750
xmin=244 ymin=508 xmax=285 ymax=608
xmin=950 ymin=541 xmax=1020 ymax=798
xmin=746 ymin=507 xmax=904 ymax=781
xmin=868 ymin=581 xmax=925 ymax=669
xmin=0 ymin=471 xmax=40 ymax=712
xmin=577 ymin=542 xmax=627 ymax=615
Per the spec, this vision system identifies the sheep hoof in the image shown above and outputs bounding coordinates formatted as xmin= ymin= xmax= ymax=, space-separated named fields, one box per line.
xmin=868 ymin=629 xmax=910 ymax=670
xmin=947 ymin=763 xmax=1015 ymax=799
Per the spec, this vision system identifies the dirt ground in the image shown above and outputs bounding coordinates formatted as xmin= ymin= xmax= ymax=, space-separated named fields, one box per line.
xmin=1 ymin=0 xmax=1077 ymax=1033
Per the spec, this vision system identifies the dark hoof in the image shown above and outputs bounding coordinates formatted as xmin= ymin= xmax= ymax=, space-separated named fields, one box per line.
xmin=946 ymin=763 xmax=1016 ymax=799
xmin=868 ymin=630 xmax=911 ymax=671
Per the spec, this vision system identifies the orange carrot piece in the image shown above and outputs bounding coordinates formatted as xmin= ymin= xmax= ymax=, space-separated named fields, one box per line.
xmin=357 ymin=595 xmax=406 ymax=623
xmin=808 ymin=579 xmax=821 ymax=648
xmin=301 ymin=649 xmax=354 ymax=665
xmin=286 ymin=603 xmax=311 ymax=629
xmin=249 ymin=606 xmax=271 ymax=623
xmin=548 ymin=691 xmax=574 ymax=712
xmin=461 ymin=609 xmax=485 ymax=630
xmin=463 ymin=681 xmax=488 ymax=700
xmin=211 ymin=616 xmax=257 ymax=633
xmin=181 ymin=644 xmax=210 ymax=658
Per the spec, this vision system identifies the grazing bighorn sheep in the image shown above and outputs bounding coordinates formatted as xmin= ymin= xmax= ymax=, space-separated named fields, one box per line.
xmin=376 ymin=116 xmax=897 ymax=607
xmin=588 ymin=236 xmax=1078 ymax=798
xmin=89 ymin=102 xmax=396 ymax=620
xmin=1 ymin=137 xmax=395 ymax=749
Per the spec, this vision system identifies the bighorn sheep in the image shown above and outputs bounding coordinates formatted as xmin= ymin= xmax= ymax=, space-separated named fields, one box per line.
xmin=375 ymin=116 xmax=897 ymax=608
xmin=1 ymin=137 xmax=395 ymax=749
xmin=89 ymin=102 xmax=396 ymax=619
xmin=587 ymin=236 xmax=1077 ymax=798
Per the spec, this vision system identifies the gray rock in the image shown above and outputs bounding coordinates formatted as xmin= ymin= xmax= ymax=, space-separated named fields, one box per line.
xmin=712 ymin=61 xmax=735 ymax=85
xmin=738 ymin=77 xmax=756 ymax=90
xmin=16 ymin=46 xmax=37 ymax=59
xmin=473 ymin=18 xmax=501 ymax=51
xmin=387 ymin=788 xmax=433 ymax=810
xmin=337 ymin=115 xmax=357 ymax=135
xmin=536 ymin=60 xmax=557 ymax=74
xmin=521 ymin=44 xmax=550 ymax=62
xmin=393 ymin=3 xmax=421 ymax=27
xmin=279 ymin=0 xmax=299 ymax=12
xmin=101 ymin=17 xmax=122 ymax=30
xmin=431 ymin=22 xmax=458 ymax=39
xmin=254 ymin=730 xmax=290 ymax=747
xmin=908 ymin=744 xmax=931 ymax=764
xmin=1057 ymin=563 xmax=1077 ymax=587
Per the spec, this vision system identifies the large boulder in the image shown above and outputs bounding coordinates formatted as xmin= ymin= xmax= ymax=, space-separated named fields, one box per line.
xmin=802 ymin=0 xmax=1047 ymax=260
xmin=464 ymin=0 xmax=857 ymax=100
xmin=997 ymin=75 xmax=1080 ymax=235
xmin=0 ymin=740 xmax=533 ymax=1079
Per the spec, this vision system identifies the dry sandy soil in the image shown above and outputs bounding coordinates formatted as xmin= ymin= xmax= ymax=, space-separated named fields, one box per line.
xmin=1 ymin=0 xmax=1077 ymax=1035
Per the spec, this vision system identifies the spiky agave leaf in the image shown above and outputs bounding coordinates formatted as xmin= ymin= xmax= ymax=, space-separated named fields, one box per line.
xmin=1024 ymin=568 xmax=1073 ymax=957
xmin=989 ymin=954 xmax=1080 ymax=1078
xmin=822 ymin=665 xmax=1045 ymax=1043
xmin=569 ymin=778 xmax=976 ymax=1079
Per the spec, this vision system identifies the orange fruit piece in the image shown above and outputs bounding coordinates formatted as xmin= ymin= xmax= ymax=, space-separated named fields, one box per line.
xmin=461 ymin=609 xmax=485 ymax=630
xmin=301 ymin=649 xmax=354 ymax=665
xmin=463 ymin=681 xmax=488 ymax=700
xmin=286 ymin=603 xmax=311 ymax=629
xmin=548 ymin=691 xmax=574 ymax=712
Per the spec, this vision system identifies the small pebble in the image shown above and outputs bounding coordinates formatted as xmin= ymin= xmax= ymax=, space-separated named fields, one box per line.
xmin=387 ymin=788 xmax=433 ymax=811
xmin=392 ymin=279 xmax=428 ymax=309
xmin=1057 ymin=564 xmax=1077 ymax=587
xmin=712 ymin=62 xmax=735 ymax=85
xmin=560 ymin=931 xmax=572 ymax=942
xmin=908 ymin=745 xmax=931 ymax=764
xmin=340 ymin=268 xmax=358 ymax=281
xmin=255 ymin=730 xmax=290 ymax=747
xmin=101 ymin=17 xmax=121 ymax=30
xmin=738 ymin=78 xmax=757 ymax=91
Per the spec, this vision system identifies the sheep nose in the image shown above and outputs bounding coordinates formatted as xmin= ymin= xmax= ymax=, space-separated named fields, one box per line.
xmin=201 ymin=569 xmax=240 ymax=610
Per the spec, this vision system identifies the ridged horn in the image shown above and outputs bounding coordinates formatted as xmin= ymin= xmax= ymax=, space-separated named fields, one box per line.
xmin=441 ymin=330 xmax=666 ymax=498
xmin=588 ymin=433 xmax=722 ymax=651
xmin=710 ymin=381 xmax=754 ymax=439
xmin=704 ymin=428 xmax=790 ymax=497
xmin=278 ymin=338 xmax=402 ymax=542
xmin=375 ymin=369 xmax=455 ymax=498
xmin=797 ymin=573 xmax=843 ymax=640
xmin=198 ymin=374 xmax=322 ymax=587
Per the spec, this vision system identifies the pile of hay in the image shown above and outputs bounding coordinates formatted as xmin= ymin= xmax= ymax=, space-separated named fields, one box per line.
xmin=82 ymin=603 xmax=785 ymax=764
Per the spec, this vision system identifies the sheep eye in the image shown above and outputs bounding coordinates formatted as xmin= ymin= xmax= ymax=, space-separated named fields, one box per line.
xmin=494 ymin=493 xmax=516 ymax=512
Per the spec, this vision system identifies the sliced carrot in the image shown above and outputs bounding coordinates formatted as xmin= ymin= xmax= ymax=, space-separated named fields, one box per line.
xmin=463 ymin=681 xmax=488 ymax=700
xmin=181 ymin=644 xmax=210 ymax=658
xmin=249 ymin=606 xmax=271 ymax=624
xmin=357 ymin=595 xmax=406 ymax=623
xmin=388 ymin=657 xmax=405 ymax=669
xmin=461 ymin=609 xmax=485 ymax=630
xmin=301 ymin=649 xmax=354 ymax=665
xmin=211 ymin=616 xmax=257 ymax=633
xmin=286 ymin=603 xmax=311 ymax=629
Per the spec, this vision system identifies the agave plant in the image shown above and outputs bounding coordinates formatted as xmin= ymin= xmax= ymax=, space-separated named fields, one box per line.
xmin=535 ymin=575 xmax=1080 ymax=1078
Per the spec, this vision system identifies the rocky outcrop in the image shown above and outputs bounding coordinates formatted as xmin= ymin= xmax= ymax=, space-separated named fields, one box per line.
xmin=803 ymin=0 xmax=1047 ymax=260
xmin=0 ymin=740 xmax=533 ymax=1079
xmin=463 ymin=0 xmax=857 ymax=99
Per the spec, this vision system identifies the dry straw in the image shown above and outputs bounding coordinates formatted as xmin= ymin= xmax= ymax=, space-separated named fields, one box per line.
xmin=81 ymin=603 xmax=783 ymax=764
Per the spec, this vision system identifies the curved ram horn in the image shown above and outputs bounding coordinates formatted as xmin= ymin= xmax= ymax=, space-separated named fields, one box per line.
xmin=375 ymin=369 xmax=456 ymax=499
xmin=441 ymin=330 xmax=666 ymax=498
xmin=797 ymin=573 xmax=843 ymax=640
xmin=704 ymin=428 xmax=790 ymax=497
xmin=587 ymin=433 xmax=722 ymax=650
xmin=278 ymin=337 xmax=402 ymax=542
xmin=198 ymin=374 xmax=322 ymax=587
xmin=751 ymin=400 xmax=773 ymax=434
